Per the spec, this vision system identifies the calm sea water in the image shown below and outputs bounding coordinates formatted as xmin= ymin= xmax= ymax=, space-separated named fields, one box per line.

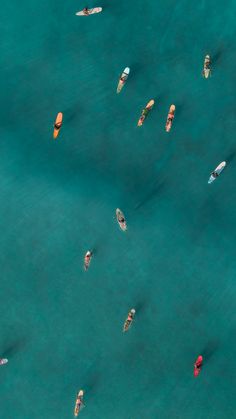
xmin=1 ymin=0 xmax=236 ymax=418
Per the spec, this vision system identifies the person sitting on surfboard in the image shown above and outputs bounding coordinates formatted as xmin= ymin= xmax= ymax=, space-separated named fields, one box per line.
xmin=54 ymin=121 xmax=62 ymax=131
xmin=211 ymin=171 xmax=219 ymax=179
xmin=83 ymin=7 xmax=89 ymax=15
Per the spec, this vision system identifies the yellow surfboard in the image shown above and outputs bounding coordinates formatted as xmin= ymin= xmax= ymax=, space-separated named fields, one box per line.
xmin=53 ymin=112 xmax=63 ymax=139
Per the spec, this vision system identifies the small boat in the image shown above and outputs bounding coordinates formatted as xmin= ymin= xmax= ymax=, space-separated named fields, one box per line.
xmin=208 ymin=161 xmax=226 ymax=184
xmin=137 ymin=100 xmax=154 ymax=126
xmin=165 ymin=104 xmax=175 ymax=132
xmin=117 ymin=67 xmax=130 ymax=94
xmin=53 ymin=112 xmax=63 ymax=139
xmin=76 ymin=7 xmax=102 ymax=16
xmin=194 ymin=355 xmax=203 ymax=377
xmin=74 ymin=390 xmax=84 ymax=417
xmin=202 ymin=55 xmax=211 ymax=79
xmin=116 ymin=208 xmax=127 ymax=231
xmin=84 ymin=251 xmax=92 ymax=271
xmin=0 ymin=358 xmax=8 ymax=366
xmin=123 ymin=309 xmax=135 ymax=332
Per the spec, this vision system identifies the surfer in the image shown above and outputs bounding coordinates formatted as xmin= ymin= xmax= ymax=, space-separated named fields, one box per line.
xmin=0 ymin=358 xmax=8 ymax=365
xmin=194 ymin=355 xmax=203 ymax=376
xmin=123 ymin=309 xmax=135 ymax=332
xmin=53 ymin=112 xmax=63 ymax=139
xmin=137 ymin=100 xmax=154 ymax=126
xmin=202 ymin=55 xmax=211 ymax=78
xmin=211 ymin=171 xmax=219 ymax=179
xmin=83 ymin=7 xmax=89 ymax=15
xmin=116 ymin=208 xmax=127 ymax=231
xmin=140 ymin=108 xmax=148 ymax=124
xmin=84 ymin=251 xmax=92 ymax=271
xmin=74 ymin=390 xmax=84 ymax=416
xmin=117 ymin=68 xmax=130 ymax=94
xmin=165 ymin=105 xmax=175 ymax=132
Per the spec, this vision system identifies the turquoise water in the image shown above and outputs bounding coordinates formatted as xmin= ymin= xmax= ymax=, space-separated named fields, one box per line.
xmin=1 ymin=0 xmax=236 ymax=417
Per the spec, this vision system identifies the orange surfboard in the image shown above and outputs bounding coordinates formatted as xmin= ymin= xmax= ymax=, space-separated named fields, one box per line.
xmin=53 ymin=112 xmax=63 ymax=139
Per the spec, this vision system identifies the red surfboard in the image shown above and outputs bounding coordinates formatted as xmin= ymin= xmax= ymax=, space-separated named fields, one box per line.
xmin=194 ymin=355 xmax=203 ymax=377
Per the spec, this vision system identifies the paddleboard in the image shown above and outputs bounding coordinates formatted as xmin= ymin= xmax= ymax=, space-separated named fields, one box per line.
xmin=116 ymin=208 xmax=127 ymax=231
xmin=202 ymin=55 xmax=211 ymax=79
xmin=194 ymin=355 xmax=203 ymax=377
xmin=137 ymin=99 xmax=154 ymax=126
xmin=0 ymin=358 xmax=8 ymax=365
xmin=117 ymin=67 xmax=130 ymax=94
xmin=76 ymin=7 xmax=102 ymax=16
xmin=53 ymin=112 xmax=63 ymax=139
xmin=208 ymin=161 xmax=226 ymax=184
xmin=165 ymin=104 xmax=175 ymax=132
xmin=74 ymin=390 xmax=84 ymax=417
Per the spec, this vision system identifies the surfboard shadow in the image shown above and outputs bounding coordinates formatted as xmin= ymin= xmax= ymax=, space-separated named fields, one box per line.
xmin=134 ymin=180 xmax=166 ymax=210
xmin=201 ymin=339 xmax=220 ymax=362
xmin=225 ymin=151 xmax=236 ymax=164
xmin=2 ymin=337 xmax=28 ymax=358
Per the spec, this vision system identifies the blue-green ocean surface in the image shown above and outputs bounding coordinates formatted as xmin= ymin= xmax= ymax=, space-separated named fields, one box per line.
xmin=1 ymin=0 xmax=236 ymax=417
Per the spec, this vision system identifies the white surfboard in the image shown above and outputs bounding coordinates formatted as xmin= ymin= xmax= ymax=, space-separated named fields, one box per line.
xmin=0 ymin=358 xmax=8 ymax=365
xmin=208 ymin=161 xmax=226 ymax=184
xmin=76 ymin=7 xmax=102 ymax=16
xmin=202 ymin=55 xmax=211 ymax=79
xmin=117 ymin=67 xmax=130 ymax=94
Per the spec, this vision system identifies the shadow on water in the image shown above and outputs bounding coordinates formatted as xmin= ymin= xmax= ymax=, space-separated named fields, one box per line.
xmin=211 ymin=48 xmax=224 ymax=66
xmin=134 ymin=180 xmax=166 ymax=210
xmin=64 ymin=106 xmax=79 ymax=124
xmin=135 ymin=300 xmax=148 ymax=315
xmin=2 ymin=337 xmax=28 ymax=358
xmin=201 ymin=339 xmax=220 ymax=362
xmin=225 ymin=151 xmax=236 ymax=164
xmin=84 ymin=372 xmax=101 ymax=395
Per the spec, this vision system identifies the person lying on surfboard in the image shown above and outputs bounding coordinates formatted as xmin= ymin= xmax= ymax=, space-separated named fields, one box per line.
xmin=123 ymin=309 xmax=135 ymax=332
xmin=74 ymin=390 xmax=84 ymax=416
xmin=137 ymin=100 xmax=154 ymax=126
xmin=194 ymin=355 xmax=203 ymax=377
xmin=84 ymin=251 xmax=92 ymax=271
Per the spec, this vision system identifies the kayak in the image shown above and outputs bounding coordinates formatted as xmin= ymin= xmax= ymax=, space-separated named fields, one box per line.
xmin=194 ymin=355 xmax=203 ymax=377
xmin=117 ymin=67 xmax=130 ymax=94
xmin=116 ymin=208 xmax=127 ymax=231
xmin=202 ymin=55 xmax=211 ymax=79
xmin=53 ymin=112 xmax=63 ymax=139
xmin=0 ymin=358 xmax=8 ymax=365
xmin=74 ymin=390 xmax=84 ymax=417
xmin=76 ymin=7 xmax=102 ymax=16
xmin=165 ymin=105 xmax=175 ymax=132
xmin=208 ymin=161 xmax=226 ymax=184
xmin=137 ymin=99 xmax=154 ymax=126
xmin=123 ymin=309 xmax=135 ymax=332
xmin=84 ymin=251 xmax=92 ymax=271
